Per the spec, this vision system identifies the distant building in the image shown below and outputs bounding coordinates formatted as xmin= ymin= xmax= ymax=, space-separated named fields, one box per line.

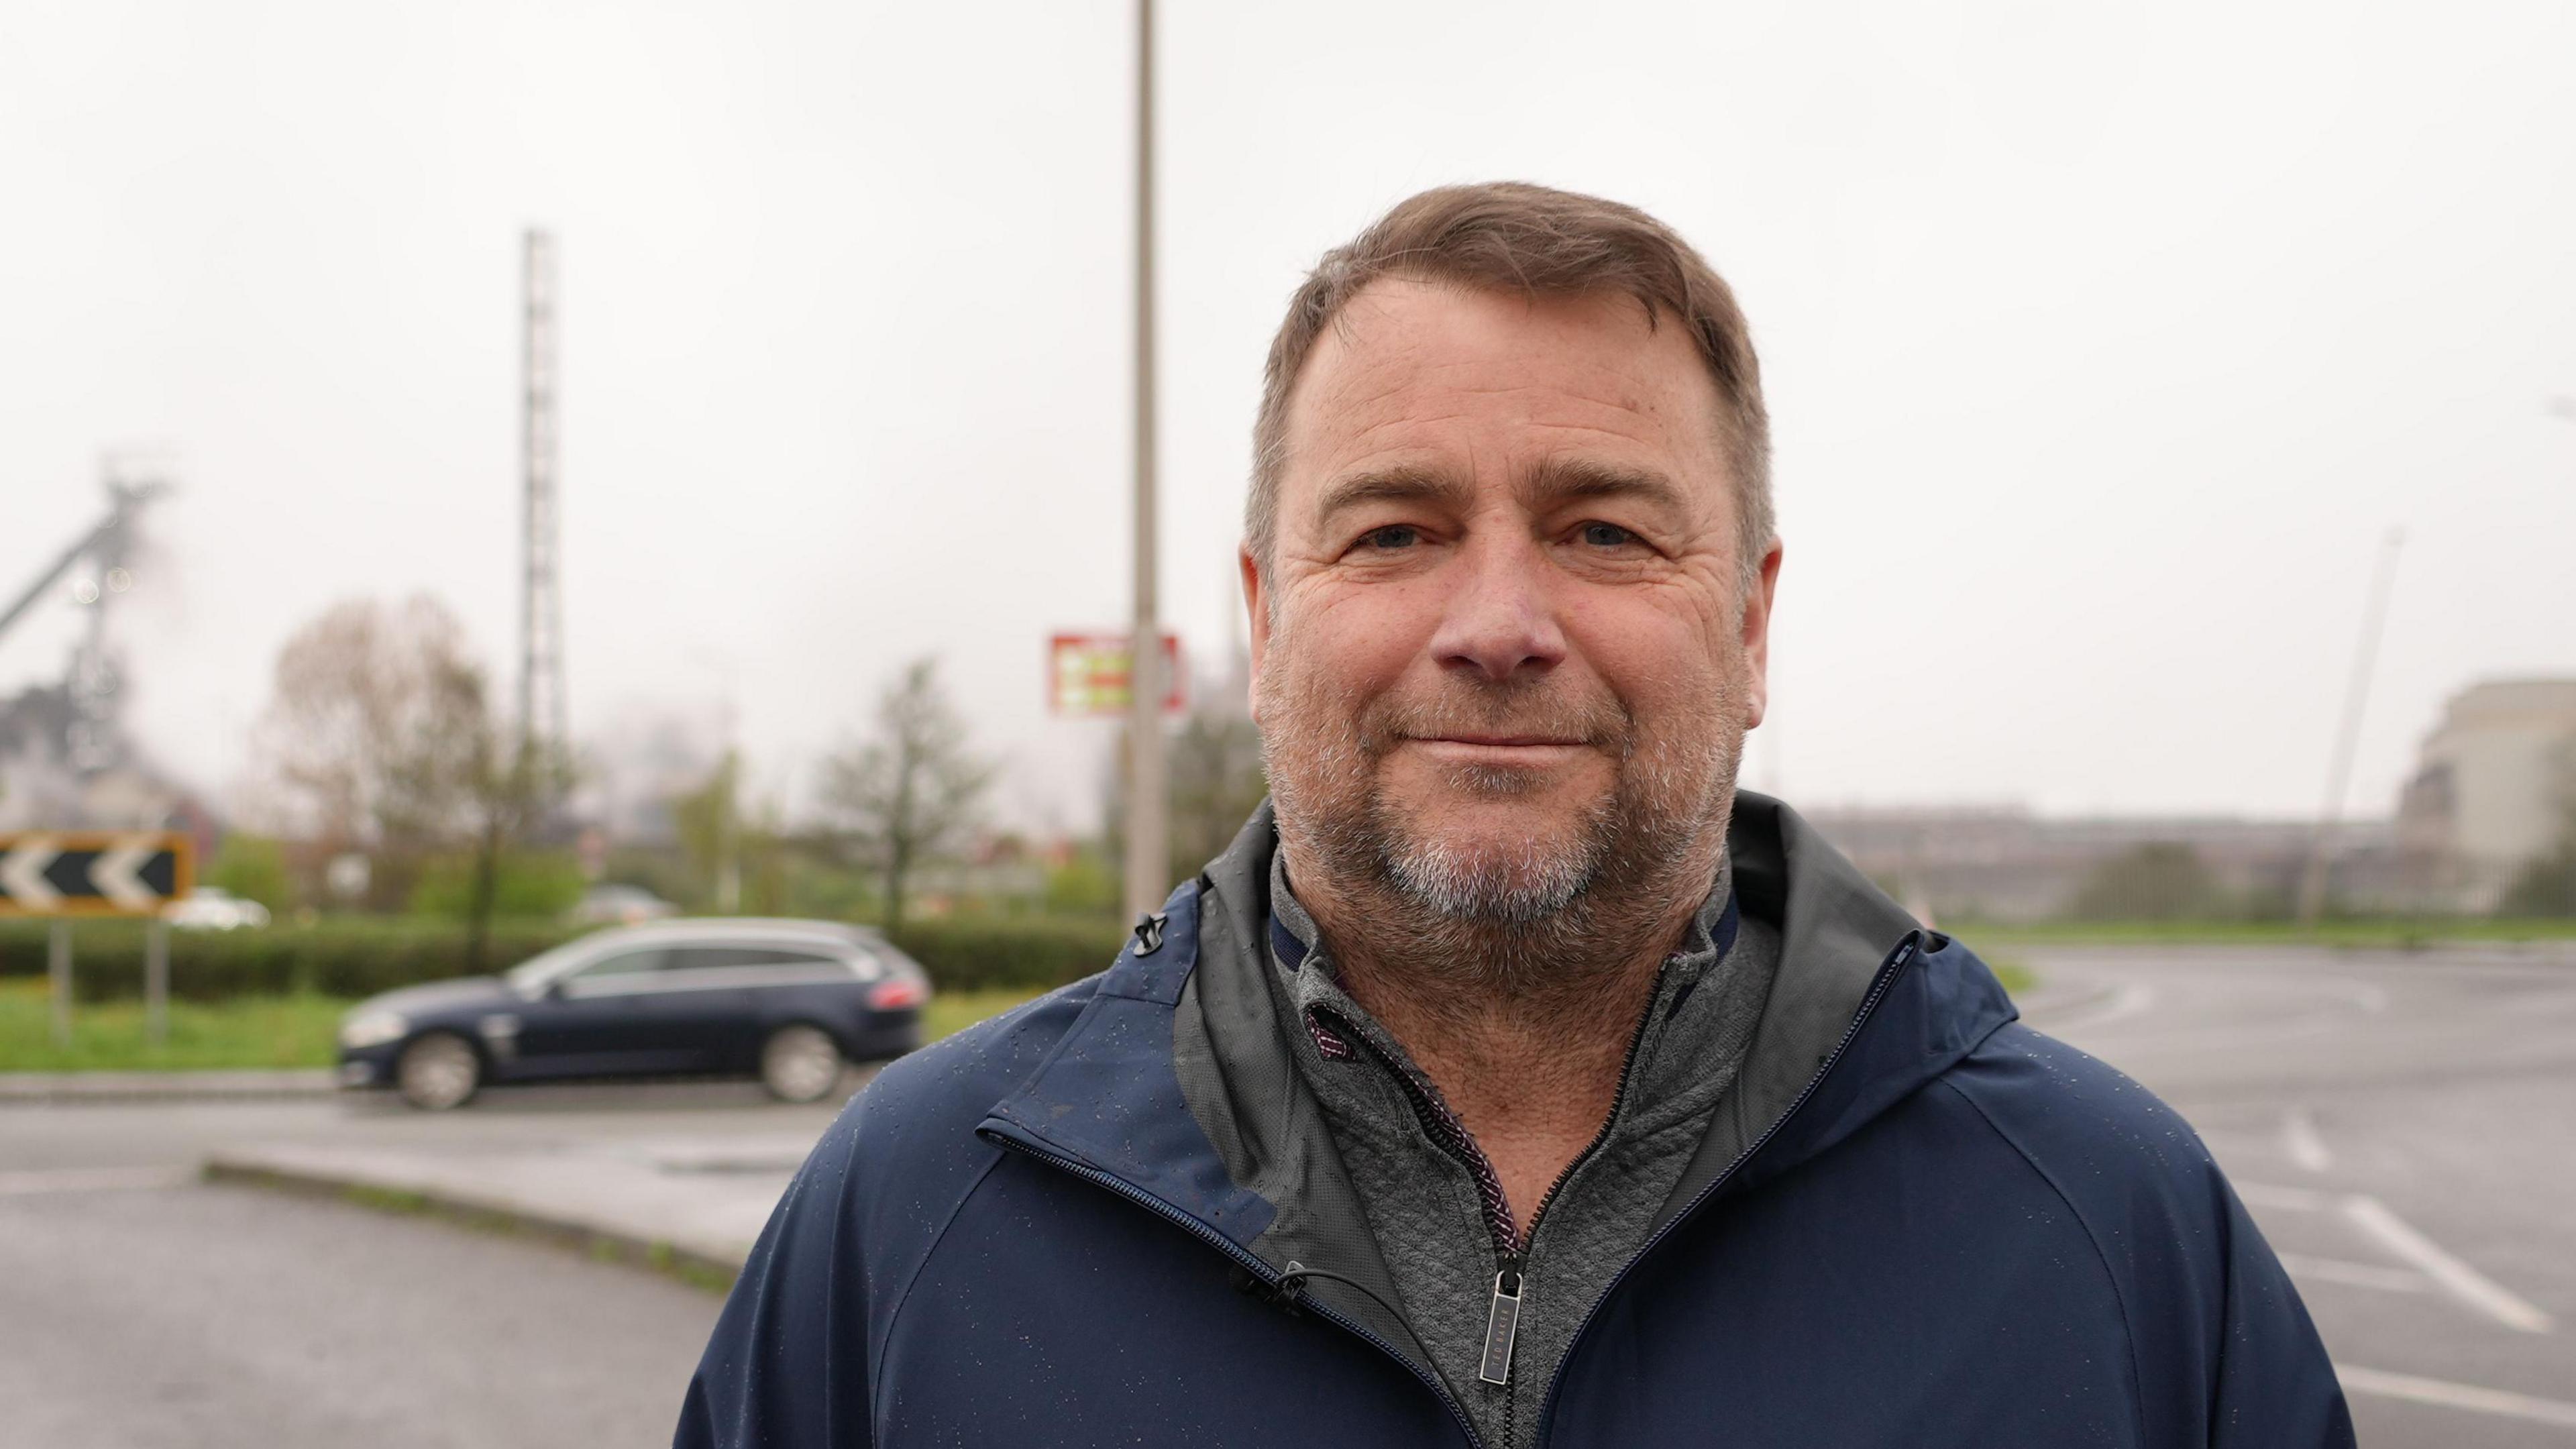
xmin=1801 ymin=804 xmax=2398 ymax=923
xmin=2397 ymin=679 xmax=2576 ymax=911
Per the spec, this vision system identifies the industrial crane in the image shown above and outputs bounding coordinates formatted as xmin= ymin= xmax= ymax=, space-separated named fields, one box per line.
xmin=0 ymin=477 xmax=164 ymax=777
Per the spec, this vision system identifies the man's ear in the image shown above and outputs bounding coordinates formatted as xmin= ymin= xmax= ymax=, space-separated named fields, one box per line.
xmin=1742 ymin=538 xmax=1784 ymax=731
xmin=1240 ymin=545 xmax=1270 ymax=724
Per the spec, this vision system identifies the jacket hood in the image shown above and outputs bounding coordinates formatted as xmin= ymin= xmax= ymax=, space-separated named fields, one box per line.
xmin=1659 ymin=792 xmax=2019 ymax=1212
xmin=977 ymin=792 xmax=2019 ymax=1368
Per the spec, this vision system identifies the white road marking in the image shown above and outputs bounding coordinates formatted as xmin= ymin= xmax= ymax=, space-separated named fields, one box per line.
xmin=2277 ymin=1253 xmax=2428 ymax=1294
xmin=2238 ymin=1181 xmax=2334 ymax=1212
xmin=2045 ymin=982 xmax=2157 ymax=1033
xmin=2342 ymin=1195 xmax=2555 ymax=1334
xmin=0 ymin=837 xmax=62 ymax=910
xmin=0 ymin=1165 xmax=195 ymax=1196
xmin=89 ymin=835 xmax=160 ymax=910
xmin=2336 ymin=1364 xmax=2576 ymax=1429
xmin=2284 ymin=1107 xmax=2333 ymax=1173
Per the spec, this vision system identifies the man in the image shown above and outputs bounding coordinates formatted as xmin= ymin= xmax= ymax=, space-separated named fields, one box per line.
xmin=678 ymin=183 xmax=2353 ymax=1447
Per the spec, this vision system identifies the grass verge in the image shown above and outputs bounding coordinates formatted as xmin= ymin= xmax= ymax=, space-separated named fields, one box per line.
xmin=1957 ymin=917 xmax=2576 ymax=949
xmin=922 ymin=986 xmax=1046 ymax=1042
xmin=1988 ymin=958 xmax=2037 ymax=997
xmin=0 ymin=977 xmax=342 ymax=1072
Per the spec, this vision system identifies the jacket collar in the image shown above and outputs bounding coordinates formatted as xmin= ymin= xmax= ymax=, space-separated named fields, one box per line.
xmin=1654 ymin=793 xmax=2019 ymax=1216
xmin=978 ymin=874 xmax=1282 ymax=1250
xmin=978 ymin=792 xmax=2019 ymax=1273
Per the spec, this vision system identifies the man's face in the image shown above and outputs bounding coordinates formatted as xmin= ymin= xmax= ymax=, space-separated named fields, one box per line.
xmin=1247 ymin=278 xmax=1782 ymax=922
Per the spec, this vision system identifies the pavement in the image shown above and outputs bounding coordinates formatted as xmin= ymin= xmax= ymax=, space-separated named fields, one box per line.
xmin=0 ymin=1078 xmax=858 ymax=1449
xmin=5 ymin=943 xmax=2573 ymax=1446
xmin=203 ymin=1129 xmax=816 ymax=1275
xmin=0 ymin=1166 xmax=725 ymax=1449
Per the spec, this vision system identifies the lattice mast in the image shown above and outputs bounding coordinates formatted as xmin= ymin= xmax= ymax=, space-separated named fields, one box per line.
xmin=518 ymin=229 xmax=570 ymax=789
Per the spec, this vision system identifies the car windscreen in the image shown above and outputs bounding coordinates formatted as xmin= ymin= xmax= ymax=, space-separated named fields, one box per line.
xmin=503 ymin=939 xmax=597 ymax=994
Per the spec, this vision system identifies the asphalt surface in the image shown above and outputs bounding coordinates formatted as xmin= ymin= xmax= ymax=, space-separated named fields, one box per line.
xmin=0 ymin=1180 xmax=718 ymax=1448
xmin=1 ymin=946 xmax=2571 ymax=1446
xmin=2021 ymin=942 xmax=2576 ymax=1447
xmin=0 ymin=1083 xmax=847 ymax=1449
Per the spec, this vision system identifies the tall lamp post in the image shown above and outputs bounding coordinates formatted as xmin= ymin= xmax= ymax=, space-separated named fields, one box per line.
xmin=2297 ymin=529 xmax=2404 ymax=927
xmin=1122 ymin=0 xmax=1167 ymax=924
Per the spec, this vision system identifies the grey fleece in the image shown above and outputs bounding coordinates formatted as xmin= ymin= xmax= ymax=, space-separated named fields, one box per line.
xmin=1265 ymin=852 xmax=1783 ymax=1449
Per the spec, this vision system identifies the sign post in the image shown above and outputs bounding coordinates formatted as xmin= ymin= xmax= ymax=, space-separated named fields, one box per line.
xmin=146 ymin=920 xmax=170 ymax=1046
xmin=0 ymin=832 xmax=194 ymax=1051
xmin=49 ymin=922 xmax=70 ymax=1049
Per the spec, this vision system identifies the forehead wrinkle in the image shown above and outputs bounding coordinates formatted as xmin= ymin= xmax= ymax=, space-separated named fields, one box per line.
xmin=1301 ymin=411 xmax=1711 ymax=537
xmin=1285 ymin=286 xmax=1731 ymax=533
xmin=1344 ymin=408 xmax=1470 ymax=450
xmin=1316 ymin=380 xmax=1675 ymax=459
xmin=1309 ymin=303 xmax=1669 ymax=404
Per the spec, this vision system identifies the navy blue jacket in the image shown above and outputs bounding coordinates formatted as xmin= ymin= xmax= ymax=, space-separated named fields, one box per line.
xmin=679 ymin=798 xmax=2353 ymax=1446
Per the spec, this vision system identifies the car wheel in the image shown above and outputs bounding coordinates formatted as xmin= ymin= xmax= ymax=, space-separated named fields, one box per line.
xmin=396 ymin=1032 xmax=482 ymax=1111
xmin=761 ymin=1024 xmax=846 ymax=1104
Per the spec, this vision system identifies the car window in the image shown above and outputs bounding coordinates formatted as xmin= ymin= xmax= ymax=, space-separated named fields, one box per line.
xmin=739 ymin=947 xmax=841 ymax=968
xmin=573 ymin=949 xmax=669 ymax=978
xmin=665 ymin=946 xmax=843 ymax=973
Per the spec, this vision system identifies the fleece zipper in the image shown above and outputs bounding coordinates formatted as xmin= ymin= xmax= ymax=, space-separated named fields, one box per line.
xmin=1309 ymin=972 xmax=1660 ymax=1446
xmin=987 ymin=927 xmax=1923 ymax=1449
xmin=1528 ymin=930 xmax=1925 ymax=1446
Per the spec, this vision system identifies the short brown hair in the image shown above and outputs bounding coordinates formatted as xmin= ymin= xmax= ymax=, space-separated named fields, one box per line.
xmin=1248 ymin=182 xmax=1773 ymax=589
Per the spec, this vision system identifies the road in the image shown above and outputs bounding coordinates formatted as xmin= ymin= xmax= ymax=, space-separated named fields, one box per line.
xmin=0 ymin=1083 xmax=847 ymax=1449
xmin=1 ymin=947 xmax=2571 ymax=1446
xmin=2019 ymin=942 xmax=2576 ymax=1446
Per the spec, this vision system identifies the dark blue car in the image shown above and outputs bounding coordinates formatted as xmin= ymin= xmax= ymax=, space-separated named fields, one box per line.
xmin=335 ymin=918 xmax=929 ymax=1109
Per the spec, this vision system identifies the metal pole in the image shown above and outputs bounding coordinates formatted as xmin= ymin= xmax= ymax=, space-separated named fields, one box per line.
xmin=717 ymin=752 xmax=741 ymax=914
xmin=145 ymin=920 xmax=170 ymax=1048
xmin=520 ymin=229 xmax=567 ymax=814
xmin=1122 ymin=0 xmax=1168 ymax=924
xmin=48 ymin=920 xmax=70 ymax=1049
xmin=2298 ymin=529 xmax=2404 ymax=927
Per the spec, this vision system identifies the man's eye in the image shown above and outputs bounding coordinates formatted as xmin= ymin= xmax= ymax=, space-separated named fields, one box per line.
xmin=1578 ymin=522 xmax=1636 ymax=548
xmin=1362 ymin=525 xmax=1419 ymax=550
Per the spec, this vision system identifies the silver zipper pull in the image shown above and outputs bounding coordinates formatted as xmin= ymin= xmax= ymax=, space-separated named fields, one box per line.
xmin=1478 ymin=1264 xmax=1523 ymax=1386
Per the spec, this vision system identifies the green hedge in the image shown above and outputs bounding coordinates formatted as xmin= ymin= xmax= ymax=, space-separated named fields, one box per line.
xmin=0 ymin=920 xmax=584 ymax=1002
xmin=0 ymin=914 xmax=1130 ymax=1003
xmin=883 ymin=916 xmax=1130 ymax=992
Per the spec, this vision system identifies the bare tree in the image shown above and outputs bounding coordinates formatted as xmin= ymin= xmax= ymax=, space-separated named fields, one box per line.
xmin=256 ymin=596 xmax=489 ymax=873
xmin=1165 ymin=706 xmax=1267 ymax=886
xmin=820 ymin=659 xmax=993 ymax=929
xmin=1103 ymin=687 xmax=1267 ymax=902
xmin=255 ymin=594 xmax=549 ymax=967
xmin=674 ymin=749 xmax=744 ymax=912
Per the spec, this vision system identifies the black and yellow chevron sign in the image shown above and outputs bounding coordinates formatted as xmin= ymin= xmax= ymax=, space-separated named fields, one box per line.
xmin=0 ymin=832 xmax=194 ymax=918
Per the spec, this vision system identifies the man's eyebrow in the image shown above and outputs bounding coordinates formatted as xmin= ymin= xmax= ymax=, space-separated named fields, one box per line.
xmin=1521 ymin=458 xmax=1690 ymax=519
xmin=1311 ymin=465 xmax=1474 ymax=526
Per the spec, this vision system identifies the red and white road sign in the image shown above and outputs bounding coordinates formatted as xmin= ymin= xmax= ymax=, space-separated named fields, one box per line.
xmin=1049 ymin=633 xmax=1185 ymax=717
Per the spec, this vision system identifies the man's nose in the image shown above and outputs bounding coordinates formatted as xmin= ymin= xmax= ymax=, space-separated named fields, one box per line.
xmin=1428 ymin=533 xmax=1568 ymax=683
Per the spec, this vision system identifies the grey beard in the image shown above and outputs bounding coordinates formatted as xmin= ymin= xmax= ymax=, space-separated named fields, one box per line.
xmin=1376 ymin=777 xmax=1618 ymax=926
xmin=1265 ymin=678 xmax=1743 ymax=998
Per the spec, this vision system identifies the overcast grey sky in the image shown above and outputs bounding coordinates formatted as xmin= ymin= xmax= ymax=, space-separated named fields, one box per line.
xmin=3 ymin=0 xmax=2571 ymax=835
